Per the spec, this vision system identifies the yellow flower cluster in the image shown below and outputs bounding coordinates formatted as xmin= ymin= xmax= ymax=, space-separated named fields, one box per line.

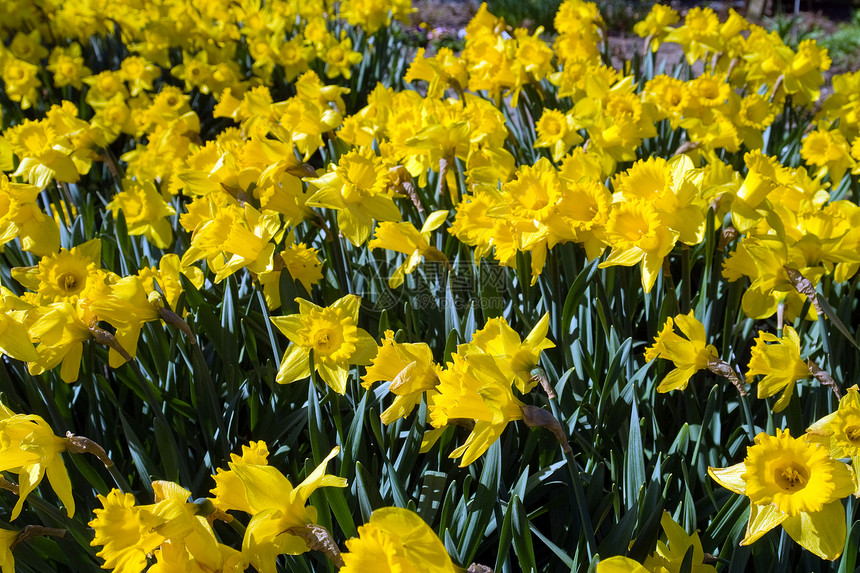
xmin=87 ymin=442 xmax=461 ymax=573
xmin=363 ymin=313 xmax=555 ymax=466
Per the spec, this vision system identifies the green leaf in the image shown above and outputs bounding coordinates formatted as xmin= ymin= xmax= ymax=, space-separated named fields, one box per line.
xmin=624 ymin=394 xmax=646 ymax=510
xmin=511 ymin=495 xmax=536 ymax=573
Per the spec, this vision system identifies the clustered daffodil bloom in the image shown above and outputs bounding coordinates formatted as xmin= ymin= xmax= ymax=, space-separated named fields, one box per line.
xmin=305 ymin=148 xmax=402 ymax=246
xmin=709 ymin=429 xmax=856 ymax=560
xmin=3 ymin=0 xmax=860 ymax=569
xmin=362 ymin=330 xmax=442 ymax=424
xmin=423 ymin=314 xmax=556 ymax=465
xmin=368 ymin=210 xmax=449 ymax=288
xmin=210 ymin=443 xmax=346 ymax=573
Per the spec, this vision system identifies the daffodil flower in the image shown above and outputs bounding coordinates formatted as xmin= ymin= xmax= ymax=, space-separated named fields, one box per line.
xmin=430 ymin=352 xmax=525 ymax=466
xmin=271 ymin=295 xmax=378 ymax=394
xmin=210 ymin=445 xmax=347 ymax=573
xmin=470 ymin=313 xmax=555 ymax=394
xmin=361 ymin=330 xmax=441 ymax=424
xmin=341 ymin=507 xmax=457 ymax=573
xmin=644 ymin=311 xmax=719 ymax=393
xmin=368 ymin=210 xmax=448 ymax=289
xmin=1 ymin=528 xmax=18 ymax=573
xmin=806 ymin=384 xmax=860 ymax=494
xmin=305 ymin=148 xmax=401 ymax=246
xmin=746 ymin=326 xmax=811 ymax=412
xmin=0 ymin=403 xmax=74 ymax=519
xmin=709 ymin=429 xmax=855 ymax=560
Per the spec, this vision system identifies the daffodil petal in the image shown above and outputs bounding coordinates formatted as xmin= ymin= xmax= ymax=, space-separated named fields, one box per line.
xmin=782 ymin=504 xmax=846 ymax=560
xmin=741 ymin=503 xmax=787 ymax=545
xmin=708 ymin=462 xmax=747 ymax=495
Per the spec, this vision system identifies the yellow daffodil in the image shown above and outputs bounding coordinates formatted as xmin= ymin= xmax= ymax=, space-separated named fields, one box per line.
xmin=341 ymin=507 xmax=457 ymax=573
xmin=138 ymin=253 xmax=205 ymax=313
xmin=783 ymin=39 xmax=830 ymax=105
xmin=709 ymin=429 xmax=855 ymax=560
xmin=210 ymin=445 xmax=347 ymax=573
xmin=430 ymin=352 xmax=525 ymax=466
xmin=599 ymin=199 xmax=679 ymax=293
xmin=11 ymin=240 xmax=102 ymax=306
xmin=181 ymin=201 xmax=280 ymax=283
xmin=47 ymin=43 xmax=91 ymax=89
xmin=27 ymin=302 xmax=93 ymax=383
xmin=595 ymin=511 xmax=716 ymax=573
xmin=0 ymin=288 xmax=38 ymax=363
xmin=5 ymin=118 xmax=79 ymax=188
xmin=257 ymin=243 xmax=324 ymax=309
xmin=404 ymin=47 xmax=467 ymax=99
xmin=321 ymin=36 xmax=363 ymax=80
xmin=271 ymin=295 xmax=378 ymax=394
xmin=368 ymin=211 xmax=449 ymax=288
xmin=305 ymin=148 xmax=402 ymax=246
xmin=0 ymin=404 xmax=74 ymax=520
xmin=1 ymin=58 xmax=41 ymax=110
xmin=746 ymin=326 xmax=811 ymax=412
xmin=89 ymin=489 xmax=169 ymax=573
xmin=645 ymin=311 xmax=719 ymax=393
xmin=643 ymin=511 xmax=716 ymax=573
xmin=634 ymin=4 xmax=679 ymax=51
xmin=663 ymin=6 xmax=721 ymax=64
xmin=1 ymin=528 xmax=18 ymax=573
xmin=361 ymin=330 xmax=442 ymax=424
xmin=806 ymin=384 xmax=860 ymax=491
xmin=595 ymin=555 xmax=649 ymax=572
xmin=470 ymin=313 xmax=555 ymax=394
xmin=722 ymin=236 xmax=822 ymax=322
xmin=801 ymin=127 xmax=854 ymax=184
xmin=89 ymin=276 xmax=162 ymax=368
xmin=0 ymin=173 xmax=60 ymax=256
xmin=91 ymin=480 xmax=240 ymax=573
xmin=534 ymin=109 xmax=582 ymax=162
xmin=106 ymin=179 xmax=176 ymax=248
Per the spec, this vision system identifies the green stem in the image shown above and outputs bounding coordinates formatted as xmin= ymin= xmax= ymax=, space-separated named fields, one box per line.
xmin=681 ymin=245 xmax=691 ymax=314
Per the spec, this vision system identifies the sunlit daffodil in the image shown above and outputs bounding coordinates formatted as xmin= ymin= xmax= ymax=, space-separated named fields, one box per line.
xmin=595 ymin=511 xmax=716 ymax=573
xmin=600 ymin=199 xmax=679 ymax=293
xmin=341 ymin=507 xmax=456 ymax=573
xmin=0 ymin=173 xmax=60 ymax=256
xmin=645 ymin=312 xmax=719 ymax=393
xmin=0 ymin=404 xmax=74 ymax=520
xmin=430 ymin=352 xmax=525 ymax=466
xmin=642 ymin=511 xmax=716 ymax=573
xmin=470 ymin=313 xmax=555 ymax=394
xmin=361 ymin=330 xmax=441 ymax=424
xmin=746 ymin=326 xmax=811 ymax=412
xmin=271 ymin=295 xmax=378 ymax=394
xmin=1 ymin=528 xmax=18 ymax=573
xmin=89 ymin=483 xmax=200 ymax=573
xmin=709 ymin=429 xmax=855 ymax=560
xmin=106 ymin=179 xmax=176 ymax=248
xmin=210 ymin=445 xmax=347 ymax=573
xmin=806 ymin=385 xmax=860 ymax=493
xmin=0 ymin=289 xmax=38 ymax=363
xmin=368 ymin=210 xmax=449 ymax=288
xmin=305 ymin=148 xmax=402 ymax=246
